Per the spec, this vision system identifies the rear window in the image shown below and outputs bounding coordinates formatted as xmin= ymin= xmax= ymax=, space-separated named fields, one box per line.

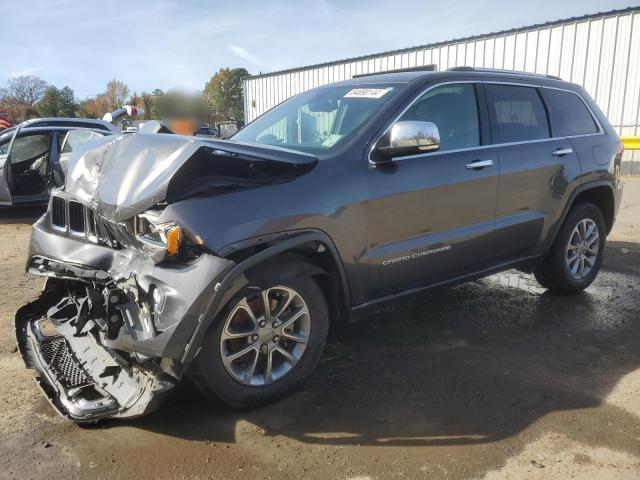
xmin=486 ymin=85 xmax=550 ymax=143
xmin=540 ymin=89 xmax=598 ymax=137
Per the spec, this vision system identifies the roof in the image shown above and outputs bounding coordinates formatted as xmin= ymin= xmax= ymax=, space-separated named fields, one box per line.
xmin=310 ymin=66 xmax=570 ymax=88
xmin=245 ymin=6 xmax=640 ymax=81
xmin=0 ymin=125 xmax=113 ymax=143
xmin=19 ymin=117 xmax=117 ymax=131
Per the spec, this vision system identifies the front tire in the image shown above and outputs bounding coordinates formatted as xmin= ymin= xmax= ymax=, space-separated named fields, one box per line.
xmin=534 ymin=202 xmax=606 ymax=294
xmin=190 ymin=274 xmax=329 ymax=408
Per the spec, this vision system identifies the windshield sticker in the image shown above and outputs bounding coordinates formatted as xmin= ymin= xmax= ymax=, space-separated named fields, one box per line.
xmin=321 ymin=134 xmax=342 ymax=147
xmin=344 ymin=88 xmax=392 ymax=99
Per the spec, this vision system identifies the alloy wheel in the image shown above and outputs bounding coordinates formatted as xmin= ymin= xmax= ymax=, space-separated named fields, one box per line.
xmin=565 ymin=218 xmax=599 ymax=280
xmin=219 ymin=286 xmax=311 ymax=385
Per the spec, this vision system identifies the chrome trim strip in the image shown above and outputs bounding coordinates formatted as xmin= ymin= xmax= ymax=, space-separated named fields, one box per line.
xmin=368 ymin=79 xmax=605 ymax=165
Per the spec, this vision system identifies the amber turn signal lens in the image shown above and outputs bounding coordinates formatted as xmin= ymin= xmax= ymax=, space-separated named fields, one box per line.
xmin=166 ymin=226 xmax=182 ymax=256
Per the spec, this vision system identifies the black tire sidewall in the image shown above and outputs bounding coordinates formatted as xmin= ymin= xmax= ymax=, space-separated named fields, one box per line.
xmin=193 ymin=275 xmax=329 ymax=407
xmin=553 ymin=203 xmax=606 ymax=291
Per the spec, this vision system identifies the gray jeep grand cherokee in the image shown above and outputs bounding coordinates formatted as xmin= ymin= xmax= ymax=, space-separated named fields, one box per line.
xmin=16 ymin=67 xmax=623 ymax=422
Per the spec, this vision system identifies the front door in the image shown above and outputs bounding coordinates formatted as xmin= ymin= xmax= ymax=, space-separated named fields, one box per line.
xmin=0 ymin=131 xmax=55 ymax=205
xmin=366 ymin=83 xmax=499 ymax=300
xmin=0 ymin=128 xmax=18 ymax=205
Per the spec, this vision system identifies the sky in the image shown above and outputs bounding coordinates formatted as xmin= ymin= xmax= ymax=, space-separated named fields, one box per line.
xmin=0 ymin=0 xmax=637 ymax=99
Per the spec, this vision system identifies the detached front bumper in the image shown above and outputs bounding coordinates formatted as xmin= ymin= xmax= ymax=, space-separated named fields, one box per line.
xmin=16 ymin=286 xmax=171 ymax=421
xmin=15 ymin=217 xmax=235 ymax=422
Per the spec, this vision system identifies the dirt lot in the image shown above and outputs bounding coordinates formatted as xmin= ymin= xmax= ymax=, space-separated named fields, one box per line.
xmin=0 ymin=179 xmax=639 ymax=480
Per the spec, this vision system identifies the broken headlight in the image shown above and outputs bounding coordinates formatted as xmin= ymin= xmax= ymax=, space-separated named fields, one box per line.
xmin=134 ymin=210 xmax=198 ymax=261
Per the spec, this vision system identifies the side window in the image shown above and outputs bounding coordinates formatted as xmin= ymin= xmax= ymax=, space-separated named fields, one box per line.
xmin=0 ymin=137 xmax=9 ymax=155
xmin=540 ymin=89 xmax=598 ymax=137
xmin=486 ymin=85 xmax=550 ymax=143
xmin=400 ymin=84 xmax=480 ymax=151
xmin=9 ymin=134 xmax=51 ymax=173
xmin=61 ymin=130 xmax=96 ymax=154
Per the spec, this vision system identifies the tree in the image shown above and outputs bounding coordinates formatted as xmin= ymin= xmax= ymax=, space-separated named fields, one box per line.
xmin=77 ymin=79 xmax=130 ymax=118
xmin=0 ymin=75 xmax=48 ymax=108
xmin=129 ymin=91 xmax=142 ymax=108
xmin=148 ymin=89 xmax=164 ymax=119
xmin=35 ymin=85 xmax=76 ymax=118
xmin=77 ymin=98 xmax=101 ymax=119
xmin=204 ymin=68 xmax=249 ymax=122
xmin=58 ymin=86 xmax=76 ymax=117
xmin=102 ymin=79 xmax=130 ymax=112
xmin=0 ymin=75 xmax=48 ymax=122
xmin=37 ymin=86 xmax=61 ymax=117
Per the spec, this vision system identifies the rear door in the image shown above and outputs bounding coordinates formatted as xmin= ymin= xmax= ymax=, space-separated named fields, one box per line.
xmin=486 ymin=83 xmax=582 ymax=262
xmin=366 ymin=82 xmax=499 ymax=299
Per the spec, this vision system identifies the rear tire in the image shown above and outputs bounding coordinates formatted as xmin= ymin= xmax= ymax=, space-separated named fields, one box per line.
xmin=190 ymin=272 xmax=329 ymax=408
xmin=534 ymin=202 xmax=606 ymax=294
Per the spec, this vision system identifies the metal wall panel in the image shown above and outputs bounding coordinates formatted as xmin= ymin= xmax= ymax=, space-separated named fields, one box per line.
xmin=243 ymin=8 xmax=640 ymax=172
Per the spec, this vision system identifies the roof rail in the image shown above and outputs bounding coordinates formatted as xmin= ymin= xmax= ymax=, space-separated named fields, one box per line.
xmin=352 ymin=64 xmax=436 ymax=79
xmin=447 ymin=66 xmax=562 ymax=81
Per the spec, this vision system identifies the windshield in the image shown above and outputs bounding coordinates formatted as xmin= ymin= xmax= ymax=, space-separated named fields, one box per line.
xmin=233 ymin=83 xmax=401 ymax=154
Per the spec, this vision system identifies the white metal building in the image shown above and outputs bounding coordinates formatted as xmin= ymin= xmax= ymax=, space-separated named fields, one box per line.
xmin=243 ymin=6 xmax=640 ymax=173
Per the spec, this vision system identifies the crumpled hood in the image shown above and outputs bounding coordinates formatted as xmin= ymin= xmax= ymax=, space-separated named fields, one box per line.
xmin=64 ymin=133 xmax=317 ymax=222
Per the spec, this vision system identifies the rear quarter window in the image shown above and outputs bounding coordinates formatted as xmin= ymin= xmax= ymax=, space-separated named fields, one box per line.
xmin=540 ymin=89 xmax=598 ymax=137
xmin=486 ymin=84 xmax=550 ymax=143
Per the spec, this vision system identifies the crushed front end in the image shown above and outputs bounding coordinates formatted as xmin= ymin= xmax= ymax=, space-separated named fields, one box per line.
xmin=15 ymin=132 xmax=317 ymax=422
xmin=16 ymin=190 xmax=233 ymax=422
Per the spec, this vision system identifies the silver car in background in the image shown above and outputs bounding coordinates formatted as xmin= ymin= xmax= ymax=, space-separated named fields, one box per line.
xmin=0 ymin=118 xmax=118 ymax=206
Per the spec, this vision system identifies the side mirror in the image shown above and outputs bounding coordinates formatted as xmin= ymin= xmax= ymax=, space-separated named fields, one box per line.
xmin=373 ymin=120 xmax=440 ymax=162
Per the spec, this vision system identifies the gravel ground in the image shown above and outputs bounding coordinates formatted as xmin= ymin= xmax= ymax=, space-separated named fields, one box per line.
xmin=0 ymin=179 xmax=639 ymax=480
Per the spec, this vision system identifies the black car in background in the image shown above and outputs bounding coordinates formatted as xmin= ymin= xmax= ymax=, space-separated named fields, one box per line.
xmin=16 ymin=67 xmax=623 ymax=422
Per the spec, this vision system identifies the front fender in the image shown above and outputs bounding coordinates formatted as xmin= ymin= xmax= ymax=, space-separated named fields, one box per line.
xmin=179 ymin=230 xmax=350 ymax=368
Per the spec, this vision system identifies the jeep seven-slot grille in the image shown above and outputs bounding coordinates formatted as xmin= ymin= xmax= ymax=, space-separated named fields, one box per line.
xmin=86 ymin=208 xmax=96 ymax=238
xmin=49 ymin=194 xmax=137 ymax=249
xmin=51 ymin=196 xmax=66 ymax=229
xmin=68 ymin=201 xmax=85 ymax=233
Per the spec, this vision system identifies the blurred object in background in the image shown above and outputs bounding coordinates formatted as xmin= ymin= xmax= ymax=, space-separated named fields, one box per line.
xmin=155 ymin=88 xmax=209 ymax=136
xmin=0 ymin=110 xmax=12 ymax=131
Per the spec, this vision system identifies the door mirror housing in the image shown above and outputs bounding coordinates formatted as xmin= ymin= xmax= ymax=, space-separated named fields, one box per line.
xmin=373 ymin=120 xmax=440 ymax=162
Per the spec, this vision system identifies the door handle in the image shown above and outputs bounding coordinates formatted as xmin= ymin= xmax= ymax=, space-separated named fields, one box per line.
xmin=465 ymin=159 xmax=494 ymax=169
xmin=552 ymin=148 xmax=573 ymax=157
